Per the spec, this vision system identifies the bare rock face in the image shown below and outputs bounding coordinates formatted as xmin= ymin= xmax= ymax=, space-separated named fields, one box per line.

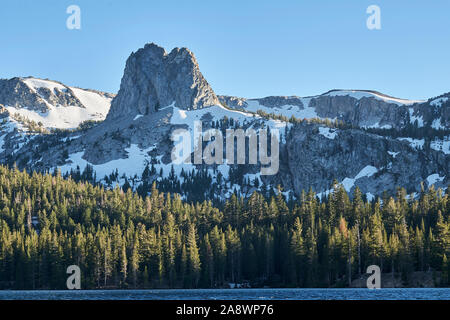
xmin=0 ymin=77 xmax=85 ymax=112
xmin=0 ymin=104 xmax=9 ymax=118
xmin=218 ymin=95 xmax=248 ymax=109
xmin=415 ymin=93 xmax=450 ymax=128
xmin=308 ymin=95 xmax=408 ymax=129
xmin=0 ymin=78 xmax=49 ymax=112
xmin=107 ymin=43 xmax=220 ymax=120
xmin=282 ymin=122 xmax=449 ymax=196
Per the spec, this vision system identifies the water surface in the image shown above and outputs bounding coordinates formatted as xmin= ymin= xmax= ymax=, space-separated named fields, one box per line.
xmin=0 ymin=288 xmax=449 ymax=300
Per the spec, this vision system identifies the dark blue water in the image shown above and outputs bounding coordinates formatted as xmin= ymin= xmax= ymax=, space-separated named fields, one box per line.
xmin=0 ymin=288 xmax=449 ymax=300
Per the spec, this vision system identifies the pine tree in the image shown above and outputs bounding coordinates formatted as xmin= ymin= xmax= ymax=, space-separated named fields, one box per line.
xmin=120 ymin=242 xmax=127 ymax=287
xmin=0 ymin=164 xmax=447 ymax=289
xmin=130 ymin=236 xmax=139 ymax=288
xmin=187 ymin=224 xmax=201 ymax=287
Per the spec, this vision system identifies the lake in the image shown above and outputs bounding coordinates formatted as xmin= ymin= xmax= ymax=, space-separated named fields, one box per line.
xmin=0 ymin=288 xmax=449 ymax=300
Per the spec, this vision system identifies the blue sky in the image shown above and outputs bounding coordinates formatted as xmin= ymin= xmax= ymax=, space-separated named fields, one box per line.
xmin=0 ymin=0 xmax=449 ymax=100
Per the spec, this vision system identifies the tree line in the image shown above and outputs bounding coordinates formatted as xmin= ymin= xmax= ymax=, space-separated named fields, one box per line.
xmin=0 ymin=165 xmax=448 ymax=289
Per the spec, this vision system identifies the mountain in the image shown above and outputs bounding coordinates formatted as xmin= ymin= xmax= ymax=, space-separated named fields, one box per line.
xmin=0 ymin=77 xmax=114 ymax=173
xmin=0 ymin=43 xmax=448 ymax=202
xmin=219 ymin=90 xmax=449 ymax=130
xmin=0 ymin=77 xmax=114 ymax=130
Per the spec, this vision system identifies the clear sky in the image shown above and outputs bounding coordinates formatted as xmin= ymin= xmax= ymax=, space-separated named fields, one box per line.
xmin=0 ymin=0 xmax=449 ymax=100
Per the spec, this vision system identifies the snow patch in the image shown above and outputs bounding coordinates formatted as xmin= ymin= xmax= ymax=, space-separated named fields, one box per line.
xmin=246 ymin=100 xmax=320 ymax=119
xmin=5 ymin=85 xmax=112 ymax=129
xmin=324 ymin=90 xmax=423 ymax=106
xmin=318 ymin=165 xmax=379 ymax=196
xmin=62 ymin=135 xmax=81 ymax=142
xmin=0 ymin=134 xmax=6 ymax=152
xmin=409 ymin=108 xmax=424 ymax=127
xmin=363 ymin=122 xmax=392 ymax=129
xmin=431 ymin=118 xmax=445 ymax=130
xmin=70 ymin=87 xmax=111 ymax=119
xmin=388 ymin=151 xmax=399 ymax=158
xmin=318 ymin=127 xmax=337 ymax=139
xmin=244 ymin=172 xmax=262 ymax=187
xmin=430 ymin=138 xmax=450 ymax=155
xmin=171 ymin=105 xmax=254 ymax=127
xmin=355 ymin=165 xmax=378 ymax=180
xmin=398 ymin=137 xmax=425 ymax=150
xmin=366 ymin=192 xmax=375 ymax=202
xmin=170 ymin=104 xmax=289 ymax=155
xmin=59 ymin=144 xmax=156 ymax=179
xmin=430 ymin=97 xmax=448 ymax=107
xmin=23 ymin=78 xmax=66 ymax=93
xmin=426 ymin=174 xmax=445 ymax=187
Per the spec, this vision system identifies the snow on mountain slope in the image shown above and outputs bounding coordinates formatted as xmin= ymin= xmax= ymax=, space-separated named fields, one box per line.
xmin=317 ymin=165 xmax=379 ymax=197
xmin=318 ymin=127 xmax=337 ymax=139
xmin=409 ymin=107 xmax=424 ymax=127
xmin=171 ymin=104 xmax=289 ymax=134
xmin=219 ymin=89 xmax=428 ymax=131
xmin=340 ymin=165 xmax=379 ymax=192
xmin=430 ymin=97 xmax=448 ymax=107
xmin=0 ymin=131 xmax=4 ymax=151
xmin=172 ymin=104 xmax=256 ymax=126
xmin=244 ymin=98 xmax=319 ymax=119
xmin=431 ymin=118 xmax=445 ymax=130
xmin=56 ymin=103 xmax=290 ymax=189
xmin=426 ymin=173 xmax=445 ymax=187
xmin=398 ymin=137 xmax=425 ymax=150
xmin=431 ymin=137 xmax=450 ymax=155
xmin=3 ymin=77 xmax=113 ymax=130
xmin=23 ymin=78 xmax=67 ymax=93
xmin=59 ymin=144 xmax=156 ymax=180
xmin=0 ymin=110 xmax=37 ymax=157
xmin=70 ymin=87 xmax=111 ymax=118
xmin=6 ymin=104 xmax=103 ymax=130
xmin=322 ymin=89 xmax=424 ymax=106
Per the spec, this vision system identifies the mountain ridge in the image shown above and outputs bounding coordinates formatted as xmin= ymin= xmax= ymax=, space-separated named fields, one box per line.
xmin=0 ymin=42 xmax=448 ymax=202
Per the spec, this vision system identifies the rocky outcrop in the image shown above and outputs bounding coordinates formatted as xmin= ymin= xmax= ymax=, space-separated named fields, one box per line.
xmin=0 ymin=104 xmax=9 ymax=119
xmin=218 ymin=95 xmax=248 ymax=109
xmin=282 ymin=122 xmax=449 ymax=196
xmin=0 ymin=78 xmax=49 ymax=112
xmin=256 ymin=96 xmax=305 ymax=108
xmin=107 ymin=43 xmax=219 ymax=121
xmin=414 ymin=93 xmax=450 ymax=128
xmin=220 ymin=90 xmax=450 ymax=131
xmin=0 ymin=77 xmax=86 ymax=112
xmin=308 ymin=95 xmax=408 ymax=129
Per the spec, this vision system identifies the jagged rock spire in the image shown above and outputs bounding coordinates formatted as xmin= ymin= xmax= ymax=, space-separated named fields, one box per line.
xmin=107 ymin=43 xmax=219 ymax=120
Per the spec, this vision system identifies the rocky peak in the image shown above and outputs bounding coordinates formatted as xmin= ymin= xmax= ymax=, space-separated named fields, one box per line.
xmin=106 ymin=43 xmax=219 ymax=120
